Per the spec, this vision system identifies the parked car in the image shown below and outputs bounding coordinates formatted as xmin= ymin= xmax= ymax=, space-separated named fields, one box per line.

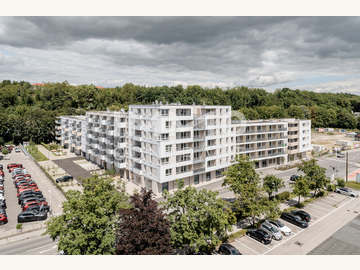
xmin=56 ymin=175 xmax=73 ymax=183
xmin=268 ymin=219 xmax=292 ymax=236
xmin=281 ymin=212 xmax=308 ymax=228
xmin=291 ymin=210 xmax=311 ymax=222
xmin=290 ymin=175 xmax=299 ymax=182
xmin=246 ymin=229 xmax=272 ymax=245
xmin=23 ymin=201 xmax=49 ymax=212
xmin=0 ymin=199 xmax=6 ymax=209
xmin=260 ymin=221 xmax=283 ymax=240
xmin=17 ymin=210 xmax=48 ymax=223
xmin=336 ymin=187 xmax=359 ymax=197
xmin=218 ymin=243 xmax=241 ymax=255
xmin=337 ymin=153 xmax=345 ymax=158
xmin=0 ymin=164 xmax=3 ymax=170
xmin=0 ymin=213 xmax=8 ymax=225
xmin=18 ymin=192 xmax=43 ymax=204
xmin=15 ymin=148 xmax=21 ymax=153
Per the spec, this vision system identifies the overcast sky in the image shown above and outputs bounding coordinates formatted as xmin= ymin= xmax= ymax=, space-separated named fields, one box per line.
xmin=0 ymin=16 xmax=360 ymax=93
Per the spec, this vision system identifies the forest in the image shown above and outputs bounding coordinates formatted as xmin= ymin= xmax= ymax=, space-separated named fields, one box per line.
xmin=0 ymin=79 xmax=359 ymax=144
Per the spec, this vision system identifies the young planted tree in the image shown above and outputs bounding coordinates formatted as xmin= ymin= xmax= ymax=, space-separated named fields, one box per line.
xmin=223 ymin=155 xmax=278 ymax=226
xmin=298 ymin=159 xmax=329 ymax=197
xmin=46 ymin=176 xmax=129 ymax=255
xmin=293 ymin=176 xmax=310 ymax=205
xmin=163 ymin=183 xmax=236 ymax=254
xmin=263 ymin=175 xmax=285 ymax=199
xmin=115 ymin=189 xmax=173 ymax=255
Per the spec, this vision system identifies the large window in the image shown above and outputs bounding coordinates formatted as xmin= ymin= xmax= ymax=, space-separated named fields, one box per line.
xmin=165 ymin=145 xmax=172 ymax=152
xmin=160 ymin=109 xmax=169 ymax=116
xmin=162 ymin=182 xmax=169 ymax=192
xmin=206 ymin=172 xmax=211 ymax=181
xmin=161 ymin=133 xmax=169 ymax=141
xmin=165 ymin=169 xmax=172 ymax=176
xmin=194 ymin=175 xmax=199 ymax=185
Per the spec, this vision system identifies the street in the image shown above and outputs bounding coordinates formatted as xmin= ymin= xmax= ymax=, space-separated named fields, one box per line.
xmin=0 ymin=233 xmax=58 ymax=255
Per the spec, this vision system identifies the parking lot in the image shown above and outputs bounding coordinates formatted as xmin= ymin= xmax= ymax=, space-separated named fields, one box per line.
xmin=231 ymin=192 xmax=358 ymax=255
xmin=0 ymin=149 xmax=66 ymax=233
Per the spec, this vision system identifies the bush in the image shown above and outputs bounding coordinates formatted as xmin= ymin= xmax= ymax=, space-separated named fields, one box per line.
xmin=275 ymin=191 xmax=291 ymax=201
xmin=336 ymin=178 xmax=345 ymax=188
xmin=327 ymin=184 xmax=336 ymax=192
xmin=16 ymin=223 xmax=23 ymax=230
xmin=316 ymin=190 xmax=327 ymax=197
xmin=1 ymin=148 xmax=9 ymax=155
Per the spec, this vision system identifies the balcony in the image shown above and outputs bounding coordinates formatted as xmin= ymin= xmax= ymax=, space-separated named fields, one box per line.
xmin=107 ymin=130 xmax=114 ymax=136
xmin=115 ymin=162 xmax=126 ymax=169
xmin=93 ymin=127 xmax=100 ymax=133
xmin=99 ymin=137 xmax=107 ymax=144
xmin=101 ymin=119 xmax=107 ymax=125
xmin=106 ymin=149 xmax=114 ymax=155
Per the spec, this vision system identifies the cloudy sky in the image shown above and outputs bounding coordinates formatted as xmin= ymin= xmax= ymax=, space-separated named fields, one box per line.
xmin=0 ymin=16 xmax=360 ymax=93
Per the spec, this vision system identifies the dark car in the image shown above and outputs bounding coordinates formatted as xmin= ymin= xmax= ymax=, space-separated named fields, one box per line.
xmin=218 ymin=243 xmax=242 ymax=255
xmin=291 ymin=210 xmax=311 ymax=223
xmin=281 ymin=212 xmax=308 ymax=228
xmin=24 ymin=204 xmax=50 ymax=213
xmin=17 ymin=210 xmax=47 ymax=223
xmin=246 ymin=229 xmax=272 ymax=245
xmin=18 ymin=193 xmax=44 ymax=205
xmin=289 ymin=175 xmax=299 ymax=182
xmin=56 ymin=175 xmax=73 ymax=183
xmin=0 ymin=164 xmax=3 ymax=170
xmin=0 ymin=199 xmax=6 ymax=209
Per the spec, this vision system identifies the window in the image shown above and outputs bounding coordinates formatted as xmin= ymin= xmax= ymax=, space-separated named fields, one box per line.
xmin=161 ymin=133 xmax=169 ymax=141
xmin=194 ymin=175 xmax=199 ymax=185
xmin=176 ymin=166 xmax=188 ymax=174
xmin=176 ymin=109 xmax=191 ymax=116
xmin=162 ymin=182 xmax=169 ymax=192
xmin=165 ymin=145 xmax=172 ymax=152
xmin=165 ymin=169 xmax=172 ymax=176
xmin=216 ymin=169 xmax=223 ymax=178
xmin=165 ymin=121 xmax=171 ymax=128
xmin=161 ymin=157 xmax=169 ymax=164
xmin=206 ymin=172 xmax=211 ymax=181
xmin=177 ymin=143 xmax=190 ymax=151
xmin=176 ymin=153 xmax=191 ymax=162
xmin=176 ymin=131 xmax=191 ymax=139
xmin=160 ymin=109 xmax=169 ymax=116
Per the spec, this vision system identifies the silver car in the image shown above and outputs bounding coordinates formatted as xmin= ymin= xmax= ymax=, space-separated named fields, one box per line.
xmin=336 ymin=187 xmax=359 ymax=197
xmin=260 ymin=221 xmax=283 ymax=240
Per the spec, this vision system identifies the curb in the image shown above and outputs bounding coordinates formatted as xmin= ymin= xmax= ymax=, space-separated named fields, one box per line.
xmin=0 ymin=226 xmax=45 ymax=242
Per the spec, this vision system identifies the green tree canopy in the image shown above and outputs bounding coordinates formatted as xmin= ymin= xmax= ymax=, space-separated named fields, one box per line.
xmin=46 ymin=176 xmax=129 ymax=255
xmin=263 ymin=175 xmax=285 ymax=199
xmin=163 ymin=183 xmax=236 ymax=254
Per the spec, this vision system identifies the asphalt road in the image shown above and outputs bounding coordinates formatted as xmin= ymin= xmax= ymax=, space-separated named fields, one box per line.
xmin=0 ymin=234 xmax=58 ymax=255
xmin=308 ymin=214 xmax=360 ymax=255
xmin=53 ymin=157 xmax=92 ymax=183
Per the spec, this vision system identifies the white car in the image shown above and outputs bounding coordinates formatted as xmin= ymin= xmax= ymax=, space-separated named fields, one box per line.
xmin=336 ymin=187 xmax=359 ymax=197
xmin=268 ymin=219 xmax=292 ymax=236
xmin=15 ymin=148 xmax=21 ymax=153
xmin=260 ymin=221 xmax=283 ymax=240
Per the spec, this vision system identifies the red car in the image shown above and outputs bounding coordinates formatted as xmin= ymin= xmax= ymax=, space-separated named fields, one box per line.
xmin=0 ymin=214 xmax=8 ymax=225
xmin=0 ymin=171 xmax=4 ymax=177
xmin=17 ymin=184 xmax=38 ymax=191
xmin=23 ymin=201 xmax=49 ymax=211
xmin=17 ymin=187 xmax=40 ymax=197
xmin=7 ymin=163 xmax=22 ymax=170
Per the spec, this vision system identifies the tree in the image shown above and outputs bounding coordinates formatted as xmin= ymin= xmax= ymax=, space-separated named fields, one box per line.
xmin=298 ymin=159 xmax=329 ymax=197
xmin=336 ymin=178 xmax=345 ymax=188
xmin=1 ymin=148 xmax=9 ymax=155
xmin=163 ymin=183 xmax=236 ymax=254
xmin=293 ymin=176 xmax=310 ymax=205
xmin=46 ymin=176 xmax=129 ymax=255
xmin=223 ymin=155 xmax=276 ymax=226
xmin=263 ymin=175 xmax=284 ymax=199
xmin=115 ymin=189 xmax=173 ymax=255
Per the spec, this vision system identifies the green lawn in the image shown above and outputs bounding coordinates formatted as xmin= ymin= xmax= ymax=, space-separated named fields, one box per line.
xmin=26 ymin=145 xmax=49 ymax=162
xmin=346 ymin=181 xmax=360 ymax=190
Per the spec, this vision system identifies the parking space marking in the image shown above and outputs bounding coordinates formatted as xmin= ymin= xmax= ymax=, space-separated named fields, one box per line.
xmin=244 ymin=235 xmax=271 ymax=250
xmin=233 ymin=239 xmax=260 ymax=255
xmin=263 ymin=196 xmax=356 ymax=255
xmin=39 ymin=245 xmax=57 ymax=254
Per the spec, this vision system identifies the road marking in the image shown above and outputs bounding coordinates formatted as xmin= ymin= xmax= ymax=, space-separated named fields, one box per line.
xmin=39 ymin=245 xmax=57 ymax=254
xmin=263 ymin=196 xmax=356 ymax=255
xmin=244 ymin=235 xmax=271 ymax=250
xmin=234 ymin=239 xmax=260 ymax=255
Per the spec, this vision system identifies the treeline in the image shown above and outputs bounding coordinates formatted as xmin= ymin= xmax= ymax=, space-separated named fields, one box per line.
xmin=0 ymin=79 xmax=359 ymax=144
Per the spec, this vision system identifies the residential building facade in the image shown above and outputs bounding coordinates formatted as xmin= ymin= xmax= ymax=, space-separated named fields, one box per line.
xmin=55 ymin=104 xmax=312 ymax=194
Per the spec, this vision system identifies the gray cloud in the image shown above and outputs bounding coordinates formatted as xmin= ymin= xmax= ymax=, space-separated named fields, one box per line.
xmin=0 ymin=16 xmax=360 ymax=91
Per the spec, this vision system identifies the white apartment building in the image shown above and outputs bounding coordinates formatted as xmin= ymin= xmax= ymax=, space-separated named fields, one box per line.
xmin=55 ymin=103 xmax=312 ymax=194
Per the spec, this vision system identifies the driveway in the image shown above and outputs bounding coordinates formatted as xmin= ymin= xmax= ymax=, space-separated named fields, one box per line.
xmin=53 ymin=157 xmax=92 ymax=183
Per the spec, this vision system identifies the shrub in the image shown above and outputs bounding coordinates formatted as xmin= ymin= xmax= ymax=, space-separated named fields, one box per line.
xmin=275 ymin=191 xmax=291 ymax=201
xmin=316 ymin=190 xmax=326 ymax=197
xmin=336 ymin=178 xmax=345 ymax=188
xmin=1 ymin=148 xmax=9 ymax=155
xmin=16 ymin=223 xmax=23 ymax=230
xmin=327 ymin=184 xmax=336 ymax=192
